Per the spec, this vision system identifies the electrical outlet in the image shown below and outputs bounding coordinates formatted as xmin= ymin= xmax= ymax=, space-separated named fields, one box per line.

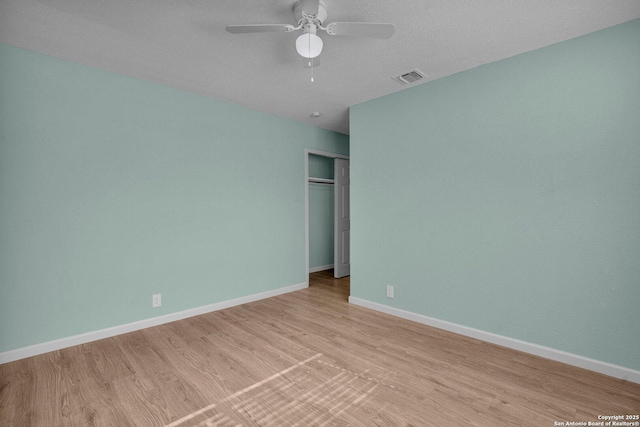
xmin=386 ymin=285 xmax=394 ymax=299
xmin=152 ymin=294 xmax=161 ymax=308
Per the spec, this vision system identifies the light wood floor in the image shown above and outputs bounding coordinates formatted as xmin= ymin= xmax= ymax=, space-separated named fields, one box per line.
xmin=1 ymin=271 xmax=639 ymax=426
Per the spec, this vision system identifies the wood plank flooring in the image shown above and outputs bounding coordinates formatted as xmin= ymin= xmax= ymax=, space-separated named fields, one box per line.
xmin=1 ymin=270 xmax=639 ymax=426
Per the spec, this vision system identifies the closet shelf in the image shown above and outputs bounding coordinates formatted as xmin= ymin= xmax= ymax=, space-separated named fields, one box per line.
xmin=308 ymin=177 xmax=335 ymax=184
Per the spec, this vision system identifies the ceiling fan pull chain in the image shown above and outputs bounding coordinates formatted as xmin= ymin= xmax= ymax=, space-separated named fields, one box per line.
xmin=309 ymin=35 xmax=315 ymax=82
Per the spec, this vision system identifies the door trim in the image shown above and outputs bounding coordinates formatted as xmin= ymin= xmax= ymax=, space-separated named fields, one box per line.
xmin=305 ymin=149 xmax=350 ymax=286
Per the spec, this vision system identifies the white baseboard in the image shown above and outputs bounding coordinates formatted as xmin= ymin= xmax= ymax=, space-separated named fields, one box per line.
xmin=309 ymin=264 xmax=334 ymax=273
xmin=0 ymin=282 xmax=308 ymax=364
xmin=348 ymin=296 xmax=640 ymax=384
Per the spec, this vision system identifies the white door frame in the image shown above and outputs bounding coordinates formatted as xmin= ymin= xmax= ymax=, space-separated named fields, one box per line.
xmin=305 ymin=149 xmax=350 ymax=286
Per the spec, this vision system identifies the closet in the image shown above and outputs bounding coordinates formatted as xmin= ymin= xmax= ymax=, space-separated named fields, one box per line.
xmin=307 ymin=154 xmax=335 ymax=273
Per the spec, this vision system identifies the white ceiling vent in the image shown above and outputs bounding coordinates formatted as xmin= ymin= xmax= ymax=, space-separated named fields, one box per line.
xmin=393 ymin=69 xmax=426 ymax=85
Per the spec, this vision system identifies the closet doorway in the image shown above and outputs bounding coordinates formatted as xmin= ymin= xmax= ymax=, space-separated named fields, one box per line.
xmin=305 ymin=149 xmax=350 ymax=285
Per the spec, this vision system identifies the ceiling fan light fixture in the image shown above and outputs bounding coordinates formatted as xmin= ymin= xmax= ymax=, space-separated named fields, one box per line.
xmin=227 ymin=1 xmax=394 ymax=62
xmin=296 ymin=32 xmax=323 ymax=58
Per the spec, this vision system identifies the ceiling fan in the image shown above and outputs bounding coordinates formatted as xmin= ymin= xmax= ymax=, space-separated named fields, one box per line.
xmin=225 ymin=0 xmax=395 ymax=61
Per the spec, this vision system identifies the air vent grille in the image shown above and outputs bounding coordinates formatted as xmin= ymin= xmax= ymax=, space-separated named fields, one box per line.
xmin=393 ymin=69 xmax=426 ymax=85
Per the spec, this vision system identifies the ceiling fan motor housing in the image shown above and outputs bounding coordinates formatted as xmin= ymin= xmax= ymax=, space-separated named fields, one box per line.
xmin=294 ymin=0 xmax=327 ymax=25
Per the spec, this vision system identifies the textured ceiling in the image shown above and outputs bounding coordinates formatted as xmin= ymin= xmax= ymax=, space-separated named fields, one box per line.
xmin=2 ymin=0 xmax=640 ymax=134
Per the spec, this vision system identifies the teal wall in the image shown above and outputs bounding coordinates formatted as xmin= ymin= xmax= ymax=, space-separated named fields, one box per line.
xmin=350 ymin=20 xmax=640 ymax=370
xmin=0 ymin=43 xmax=348 ymax=353
xmin=309 ymin=153 xmax=334 ymax=180
xmin=309 ymin=154 xmax=335 ymax=269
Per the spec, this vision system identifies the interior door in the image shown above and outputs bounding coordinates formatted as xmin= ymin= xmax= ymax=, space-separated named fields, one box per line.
xmin=334 ymin=159 xmax=350 ymax=278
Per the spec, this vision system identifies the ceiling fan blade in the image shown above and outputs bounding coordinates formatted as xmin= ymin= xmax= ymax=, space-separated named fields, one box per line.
xmin=225 ymin=24 xmax=295 ymax=34
xmin=325 ymin=22 xmax=395 ymax=39
xmin=298 ymin=0 xmax=320 ymax=16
